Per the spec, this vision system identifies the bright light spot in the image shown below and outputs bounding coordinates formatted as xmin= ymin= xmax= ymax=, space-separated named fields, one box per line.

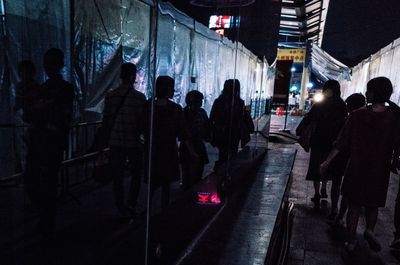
xmin=197 ymin=192 xmax=221 ymax=204
xmin=313 ymin=93 xmax=324 ymax=103
xmin=291 ymin=67 xmax=296 ymax=72
xmin=307 ymin=82 xmax=314 ymax=88
xmin=290 ymin=85 xmax=298 ymax=92
xmin=210 ymin=193 xmax=221 ymax=204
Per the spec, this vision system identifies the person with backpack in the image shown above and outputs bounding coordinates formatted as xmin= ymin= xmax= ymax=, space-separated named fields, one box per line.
xmin=102 ymin=63 xmax=146 ymax=217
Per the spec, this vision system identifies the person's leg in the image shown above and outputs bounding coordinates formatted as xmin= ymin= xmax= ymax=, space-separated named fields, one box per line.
xmin=24 ymin=138 xmax=41 ymax=207
xmin=38 ymin=144 xmax=63 ymax=239
xmin=321 ymin=180 xmax=328 ymax=198
xmin=313 ymin=180 xmax=320 ymax=196
xmin=329 ymin=176 xmax=341 ymax=218
xmin=312 ymin=180 xmax=321 ymax=208
xmin=214 ymin=145 xmax=228 ymax=171
xmin=110 ymin=147 xmax=127 ymax=213
xmin=337 ymin=196 xmax=348 ymax=221
xmin=195 ymin=163 xmax=205 ymax=183
xmin=127 ymin=149 xmax=143 ymax=210
xmin=180 ymin=161 xmax=191 ymax=189
xmin=394 ymin=183 xmax=400 ymax=240
xmin=365 ymin=207 xmax=378 ymax=231
xmin=346 ymin=203 xmax=361 ymax=243
xmin=364 ymin=206 xmax=381 ymax=251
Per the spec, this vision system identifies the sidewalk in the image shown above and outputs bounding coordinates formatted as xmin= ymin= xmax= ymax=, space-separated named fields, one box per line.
xmin=269 ymin=115 xmax=400 ymax=265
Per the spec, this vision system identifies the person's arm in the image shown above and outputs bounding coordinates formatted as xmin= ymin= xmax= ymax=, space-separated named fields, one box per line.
xmin=391 ymin=118 xmax=400 ymax=174
xmin=320 ymin=113 xmax=353 ymax=177
xmin=320 ymin=148 xmax=340 ymax=177
xmin=178 ymin=106 xmax=200 ymax=162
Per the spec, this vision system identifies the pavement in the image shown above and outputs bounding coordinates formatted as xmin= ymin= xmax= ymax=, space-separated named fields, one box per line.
xmin=268 ymin=114 xmax=400 ymax=265
xmin=0 ymin=116 xmax=272 ymax=265
xmin=2 ymin=114 xmax=399 ymax=265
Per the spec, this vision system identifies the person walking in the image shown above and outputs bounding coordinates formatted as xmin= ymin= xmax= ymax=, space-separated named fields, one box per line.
xmin=146 ymin=76 xmax=193 ymax=212
xmin=180 ymin=90 xmax=210 ymax=189
xmin=388 ymin=100 xmax=400 ymax=250
xmin=210 ymin=79 xmax=245 ymax=171
xmin=321 ymin=77 xmax=400 ymax=253
xmin=102 ymin=63 xmax=146 ymax=217
xmin=25 ymin=48 xmax=74 ymax=239
xmin=303 ymin=80 xmax=347 ymax=209
xmin=327 ymin=93 xmax=366 ymax=223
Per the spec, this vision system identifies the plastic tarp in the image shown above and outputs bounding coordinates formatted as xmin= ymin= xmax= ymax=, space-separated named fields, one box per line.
xmin=340 ymin=37 xmax=400 ymax=103
xmin=74 ymin=0 xmax=151 ymax=114
xmin=75 ymin=1 xmax=269 ymax=114
xmin=1 ymin=0 xmax=272 ymax=178
xmin=310 ymin=43 xmax=351 ymax=83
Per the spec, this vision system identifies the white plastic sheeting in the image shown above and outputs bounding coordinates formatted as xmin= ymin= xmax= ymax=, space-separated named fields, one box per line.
xmin=310 ymin=43 xmax=351 ymax=83
xmin=72 ymin=0 xmax=276 ymax=113
xmin=339 ymin=37 xmax=400 ymax=104
xmin=1 ymin=0 xmax=274 ymax=116
xmin=155 ymin=2 xmax=274 ymax=112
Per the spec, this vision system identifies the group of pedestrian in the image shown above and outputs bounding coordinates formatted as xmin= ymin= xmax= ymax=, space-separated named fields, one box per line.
xmin=100 ymin=63 xmax=253 ymax=217
xmin=299 ymin=77 xmax=400 ymax=254
xmin=15 ymin=48 xmax=74 ymax=240
xmin=15 ymin=53 xmax=253 ymax=241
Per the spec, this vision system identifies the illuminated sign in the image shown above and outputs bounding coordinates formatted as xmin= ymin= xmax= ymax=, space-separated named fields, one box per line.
xmin=277 ymin=48 xmax=305 ymax=62
xmin=197 ymin=192 xmax=221 ymax=204
xmin=209 ymin=15 xmax=240 ymax=29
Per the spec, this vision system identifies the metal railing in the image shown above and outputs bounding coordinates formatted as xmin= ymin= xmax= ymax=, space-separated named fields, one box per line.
xmin=0 ymin=121 xmax=102 ymax=183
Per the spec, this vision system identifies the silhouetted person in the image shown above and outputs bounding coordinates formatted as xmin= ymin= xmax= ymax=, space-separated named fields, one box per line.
xmin=24 ymin=48 xmax=74 ymax=239
xmin=210 ymin=79 xmax=245 ymax=170
xmin=388 ymin=99 xmax=400 ymax=250
xmin=146 ymin=76 xmax=188 ymax=212
xmin=102 ymin=63 xmax=146 ymax=217
xmin=303 ymin=80 xmax=347 ymax=209
xmin=180 ymin=90 xmax=210 ymax=189
xmin=327 ymin=93 xmax=366 ymax=224
xmin=15 ymin=60 xmax=40 ymax=203
xmin=321 ymin=77 xmax=400 ymax=253
xmin=14 ymin=60 xmax=40 ymax=123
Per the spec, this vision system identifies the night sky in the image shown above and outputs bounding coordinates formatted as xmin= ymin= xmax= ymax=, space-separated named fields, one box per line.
xmin=323 ymin=0 xmax=400 ymax=66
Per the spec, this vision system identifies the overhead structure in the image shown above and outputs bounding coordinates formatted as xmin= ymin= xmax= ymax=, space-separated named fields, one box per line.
xmin=278 ymin=0 xmax=330 ymax=48
xmin=190 ymin=0 xmax=255 ymax=7
xmin=310 ymin=43 xmax=350 ymax=82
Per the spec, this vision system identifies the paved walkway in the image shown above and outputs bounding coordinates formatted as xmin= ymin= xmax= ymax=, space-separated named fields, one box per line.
xmin=269 ymin=115 xmax=400 ymax=265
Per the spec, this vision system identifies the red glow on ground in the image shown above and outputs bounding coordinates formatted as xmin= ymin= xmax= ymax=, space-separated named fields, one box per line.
xmin=197 ymin=192 xmax=221 ymax=204
xmin=210 ymin=193 xmax=221 ymax=204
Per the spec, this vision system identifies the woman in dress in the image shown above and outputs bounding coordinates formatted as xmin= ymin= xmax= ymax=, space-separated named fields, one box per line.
xmin=304 ymin=80 xmax=347 ymax=208
xmin=321 ymin=77 xmax=400 ymax=252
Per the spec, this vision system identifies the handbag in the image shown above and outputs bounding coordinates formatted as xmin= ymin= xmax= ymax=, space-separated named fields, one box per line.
xmin=92 ymin=88 xmax=131 ymax=184
xmin=295 ymin=114 xmax=316 ymax=152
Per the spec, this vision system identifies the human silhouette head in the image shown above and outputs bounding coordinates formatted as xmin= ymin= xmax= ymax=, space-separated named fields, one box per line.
xmin=43 ymin=48 xmax=64 ymax=78
xmin=222 ymin=79 xmax=241 ymax=99
xmin=185 ymin=90 xmax=204 ymax=110
xmin=366 ymin=77 xmax=393 ymax=104
xmin=322 ymin=80 xmax=341 ymax=98
xmin=120 ymin=63 xmax=137 ymax=85
xmin=156 ymin=76 xmax=175 ymax=99
xmin=18 ymin=60 xmax=36 ymax=81
xmin=345 ymin=93 xmax=366 ymax=112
